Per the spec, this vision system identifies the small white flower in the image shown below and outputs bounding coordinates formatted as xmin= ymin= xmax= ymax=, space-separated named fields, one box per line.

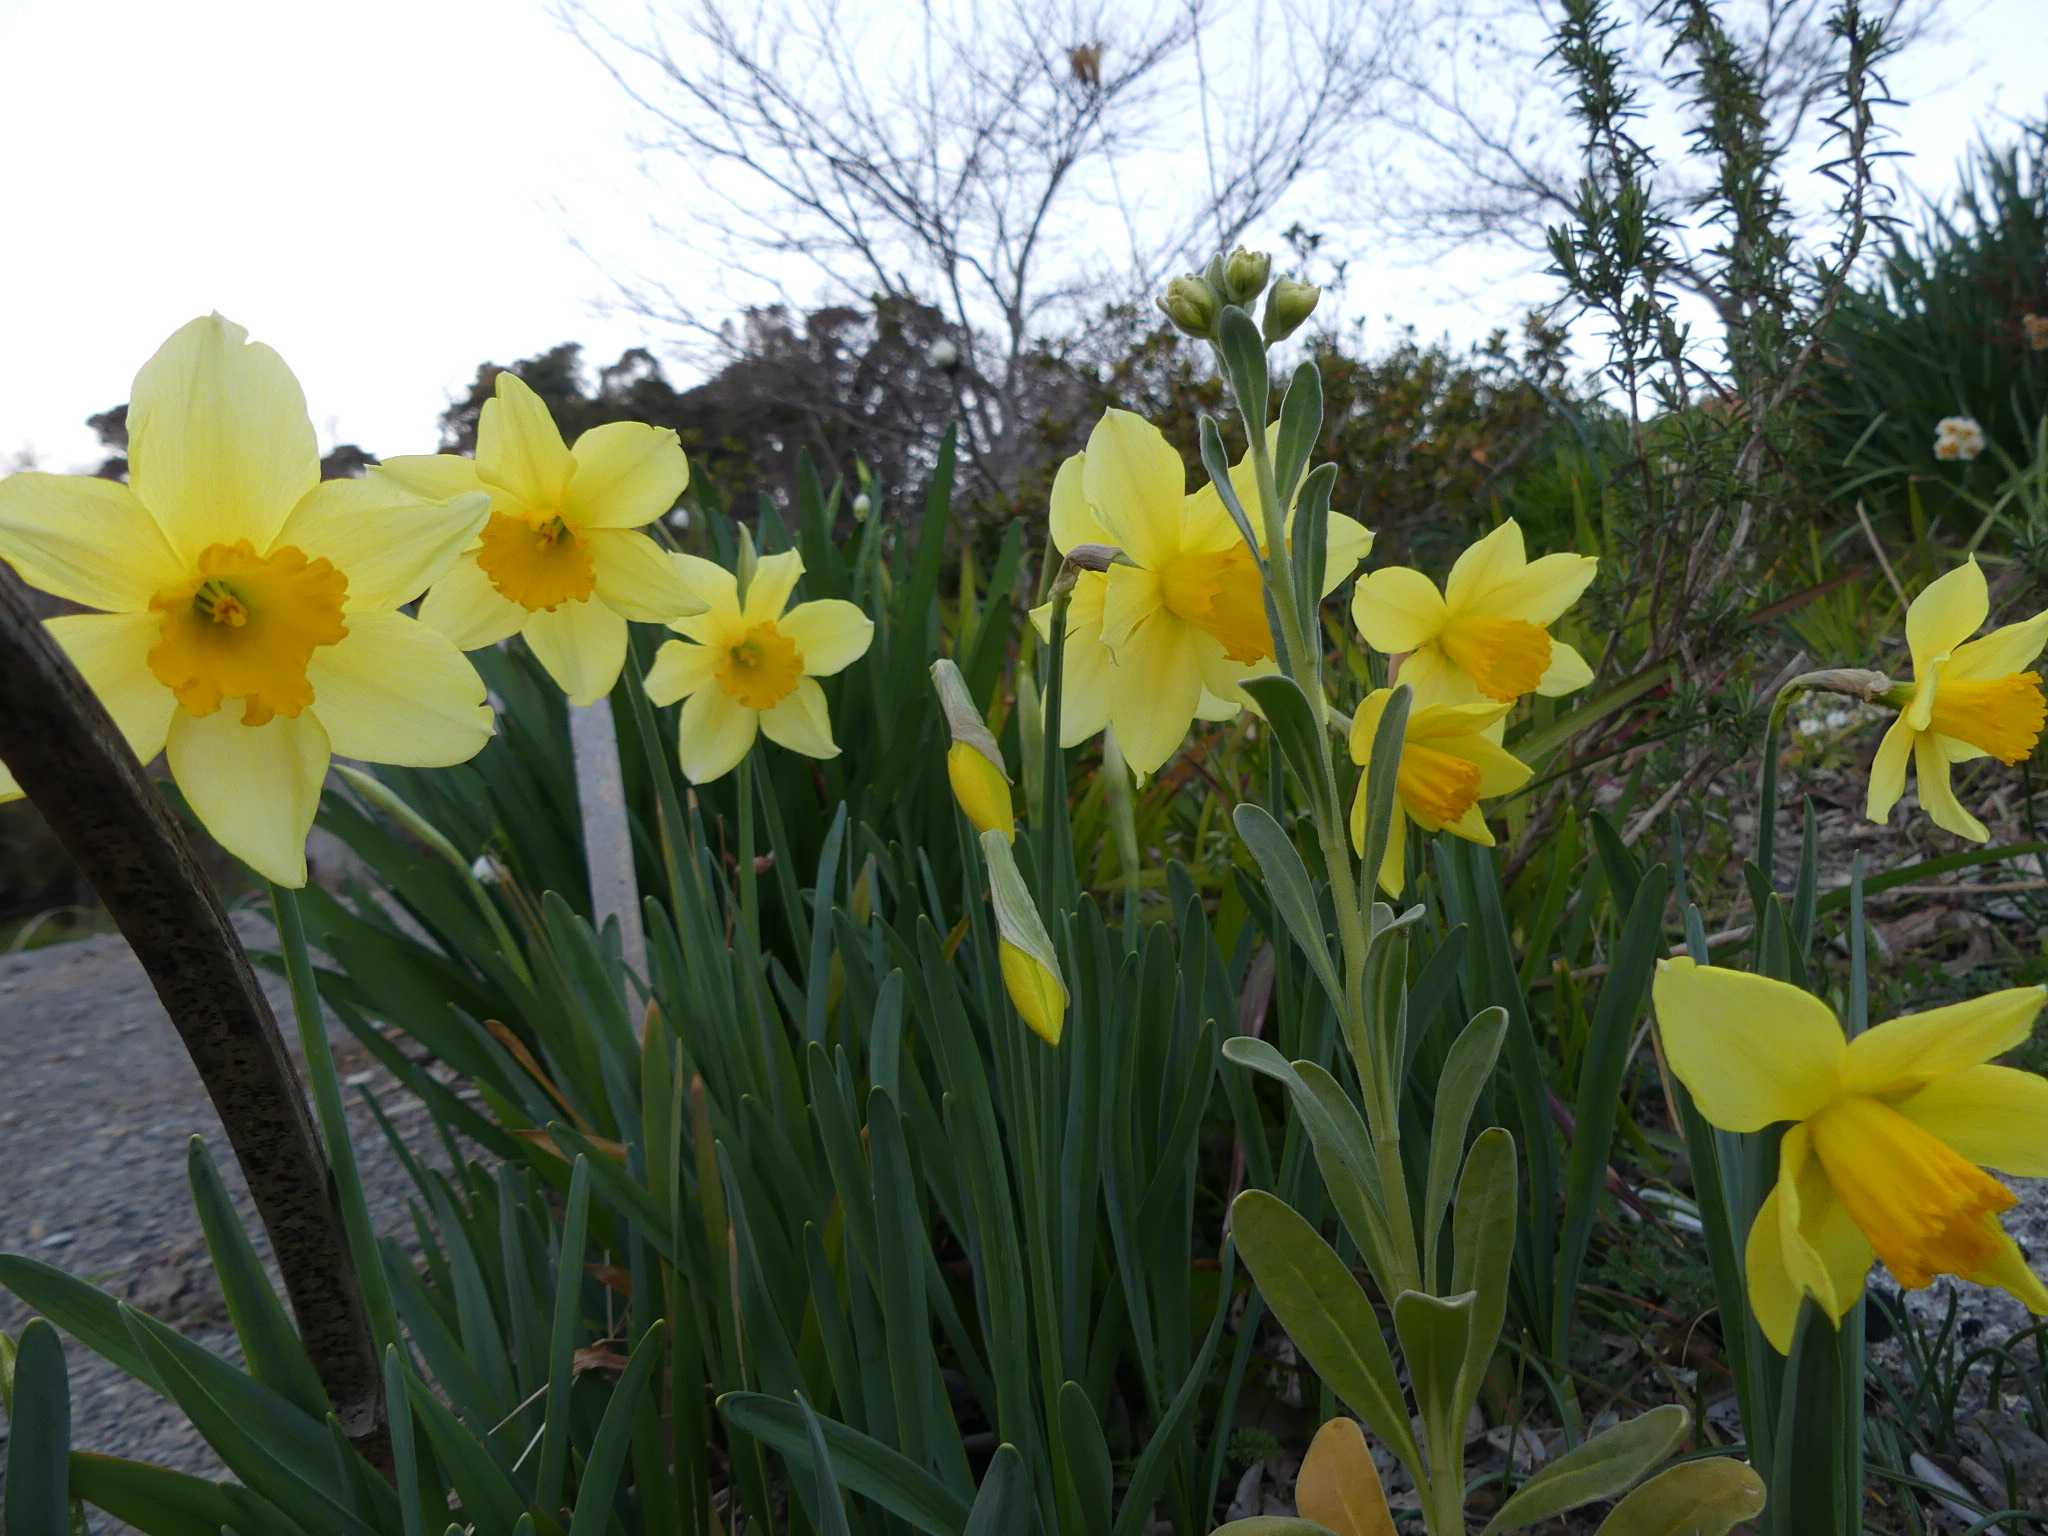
xmin=926 ymin=338 xmax=961 ymax=372
xmin=1933 ymin=416 xmax=1986 ymax=463
xmin=469 ymin=854 xmax=501 ymax=885
xmin=665 ymin=505 xmax=691 ymax=531
xmin=852 ymin=492 xmax=872 ymax=520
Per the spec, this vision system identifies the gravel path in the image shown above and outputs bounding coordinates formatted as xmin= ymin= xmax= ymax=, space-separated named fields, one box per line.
xmin=0 ymin=909 xmax=451 ymax=1524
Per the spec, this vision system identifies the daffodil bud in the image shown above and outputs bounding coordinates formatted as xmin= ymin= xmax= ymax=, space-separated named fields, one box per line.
xmin=981 ymin=830 xmax=1067 ymax=1045
xmin=1223 ymin=247 xmax=1272 ymax=304
xmin=1262 ymin=278 xmax=1321 ymax=343
xmin=1158 ymin=274 xmax=1223 ymax=339
xmin=734 ymin=522 xmax=758 ymax=603
xmin=931 ymin=659 xmax=1013 ymax=840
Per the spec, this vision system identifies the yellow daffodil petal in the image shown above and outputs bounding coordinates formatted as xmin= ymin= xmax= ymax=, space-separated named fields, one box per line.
xmin=759 ymin=676 xmax=838 ymax=758
xmin=742 ymin=550 xmax=805 ymax=623
xmin=1443 ymin=519 xmax=1527 ymax=609
xmin=1905 ymin=557 xmax=1988 ymax=670
xmin=475 ymin=373 xmax=574 ymax=511
xmin=586 ymin=529 xmax=698 ymax=622
xmin=1484 ymin=551 xmax=1600 ymax=627
xmin=1389 ymin=645 xmax=1474 ymax=708
xmin=274 ymin=477 xmax=490 ymax=612
xmin=166 ymin=707 xmax=330 ymax=888
xmin=1375 ymin=800 xmax=1410 ymax=895
xmin=1352 ymin=566 xmax=1448 ymax=654
xmin=1449 ymin=732 xmax=1534 ymax=798
xmin=1105 ymin=613 xmax=1205 ymax=777
xmin=1407 ymin=698 xmax=1515 ymax=742
xmin=0 ymin=473 xmax=183 ymax=611
xmin=1052 ymin=582 xmax=1117 ymax=748
xmin=1893 ymin=1065 xmax=2048 ymax=1177
xmin=644 ymin=638 xmax=716 ymax=705
xmin=1911 ymin=733 xmax=1987 ymax=842
xmin=127 ymin=315 xmax=319 ymax=562
xmin=305 ymin=612 xmax=492 ymax=767
xmin=419 ymin=557 xmax=528 ymax=650
xmin=1968 ymin=1231 xmax=2048 ymax=1315
xmin=670 ymin=553 xmax=740 ymax=625
xmin=372 ymin=455 xmax=488 ymax=505
xmin=1536 ymin=639 xmax=1594 ymax=697
xmin=1865 ymin=715 xmax=1914 ymax=823
xmin=676 ymin=685 xmax=759 ymax=783
xmin=1775 ymin=1124 xmax=1876 ymax=1327
xmin=1652 ymin=958 xmax=1845 ymax=1131
xmin=523 ymin=598 xmax=628 ymax=707
xmin=1048 ymin=452 xmax=1114 ymax=553
xmin=45 ymin=612 xmax=178 ymax=769
xmin=565 ymin=421 xmax=689 ymax=529
xmin=1080 ymin=409 xmax=1184 ymax=569
xmin=1321 ymin=514 xmax=1375 ymax=598
xmin=1843 ymin=985 xmax=2046 ymax=1095
xmin=1099 ymin=559 xmax=1167 ymax=654
xmin=779 ymin=599 xmax=875 ymax=676
xmin=999 ymin=941 xmax=1067 ymax=1045
xmin=1945 ymin=607 xmax=2048 ymax=681
xmin=1744 ymin=1181 xmax=1803 ymax=1355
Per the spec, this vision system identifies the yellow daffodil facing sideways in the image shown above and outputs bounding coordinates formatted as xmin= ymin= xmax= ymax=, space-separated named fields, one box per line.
xmin=1347 ymin=686 xmax=1531 ymax=897
xmin=1031 ymin=409 xmax=1372 ymax=780
xmin=980 ymin=829 xmax=1066 ymax=1045
xmin=1352 ymin=519 xmax=1597 ymax=706
xmin=1655 ymin=959 xmax=2048 ymax=1353
xmin=0 ymin=316 xmax=495 ymax=887
xmin=931 ymin=658 xmax=1014 ymax=840
xmin=642 ymin=550 xmax=873 ymax=783
xmin=1867 ymin=557 xmax=2047 ymax=842
xmin=376 ymin=372 xmax=702 ymax=706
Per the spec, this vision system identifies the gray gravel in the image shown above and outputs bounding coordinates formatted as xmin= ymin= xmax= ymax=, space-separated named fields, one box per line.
xmin=0 ymin=908 xmax=451 ymax=1524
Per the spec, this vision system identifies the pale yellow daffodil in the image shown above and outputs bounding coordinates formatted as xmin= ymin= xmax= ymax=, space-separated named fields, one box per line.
xmin=1029 ymin=409 xmax=1372 ymax=780
xmin=1867 ymin=556 xmax=2046 ymax=842
xmin=0 ymin=316 xmax=495 ymax=887
xmin=378 ymin=372 xmax=702 ymax=706
xmin=1347 ymin=685 xmax=1531 ymax=896
xmin=643 ymin=549 xmax=872 ymax=783
xmin=1352 ymin=519 xmax=1597 ymax=705
xmin=1654 ymin=958 xmax=2048 ymax=1353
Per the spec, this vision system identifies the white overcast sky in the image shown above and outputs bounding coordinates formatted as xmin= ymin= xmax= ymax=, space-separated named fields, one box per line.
xmin=2 ymin=0 xmax=2044 ymax=474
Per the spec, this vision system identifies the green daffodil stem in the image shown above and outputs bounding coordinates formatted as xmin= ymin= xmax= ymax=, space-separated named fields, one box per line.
xmin=1758 ymin=667 xmax=1891 ymax=876
xmin=269 ymin=883 xmax=403 ymax=1429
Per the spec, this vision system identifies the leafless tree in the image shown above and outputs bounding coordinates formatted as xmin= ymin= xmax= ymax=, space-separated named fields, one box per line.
xmin=558 ymin=0 xmax=1410 ymax=496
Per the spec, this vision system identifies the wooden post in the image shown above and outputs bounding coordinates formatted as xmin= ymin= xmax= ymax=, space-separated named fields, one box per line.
xmin=0 ymin=564 xmax=387 ymax=1468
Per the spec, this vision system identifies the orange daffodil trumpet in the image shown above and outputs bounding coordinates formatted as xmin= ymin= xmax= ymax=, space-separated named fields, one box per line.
xmin=0 ymin=316 xmax=495 ymax=887
xmin=1867 ymin=557 xmax=2046 ymax=842
xmin=643 ymin=549 xmax=873 ymax=783
xmin=377 ymin=371 xmax=702 ymax=706
xmin=1348 ymin=687 xmax=1532 ymax=896
xmin=1031 ymin=408 xmax=1371 ymax=780
xmin=1654 ymin=958 xmax=2048 ymax=1353
xmin=1352 ymin=518 xmax=1597 ymax=706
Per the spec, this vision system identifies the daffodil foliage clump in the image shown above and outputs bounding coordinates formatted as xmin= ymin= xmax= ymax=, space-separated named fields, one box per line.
xmin=0 ymin=239 xmax=2045 ymax=1536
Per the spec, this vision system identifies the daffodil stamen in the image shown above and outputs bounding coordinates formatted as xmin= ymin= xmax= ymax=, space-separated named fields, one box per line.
xmin=147 ymin=540 xmax=350 ymax=726
xmin=1439 ymin=614 xmax=1553 ymax=701
xmin=475 ymin=509 xmax=596 ymax=611
xmin=1927 ymin=672 xmax=2046 ymax=764
xmin=715 ymin=622 xmax=805 ymax=710
xmin=1809 ymin=1095 xmax=2016 ymax=1289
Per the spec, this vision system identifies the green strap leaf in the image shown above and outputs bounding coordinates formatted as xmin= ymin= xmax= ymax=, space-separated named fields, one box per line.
xmin=1420 ymin=1010 xmax=1508 ymax=1289
xmin=1450 ymin=1128 xmax=1518 ymax=1440
xmin=5 ymin=1319 xmax=72 ymax=1536
xmin=1233 ymin=804 xmax=1344 ymax=1012
xmin=1392 ymin=1289 xmax=1476 ymax=1498
xmin=962 ymin=1445 xmax=1033 ymax=1536
xmin=717 ymin=1392 xmax=973 ymax=1535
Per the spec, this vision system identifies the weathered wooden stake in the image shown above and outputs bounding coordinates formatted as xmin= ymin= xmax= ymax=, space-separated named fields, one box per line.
xmin=569 ymin=696 xmax=647 ymax=983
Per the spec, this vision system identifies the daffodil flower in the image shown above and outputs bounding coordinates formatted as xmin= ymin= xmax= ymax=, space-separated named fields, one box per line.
xmin=1030 ymin=409 xmax=1372 ymax=780
xmin=377 ymin=372 xmax=701 ymax=706
xmin=1654 ymin=958 xmax=2048 ymax=1353
xmin=0 ymin=316 xmax=494 ymax=887
xmin=981 ymin=829 xmax=1066 ymax=1045
xmin=1347 ymin=686 xmax=1531 ymax=896
xmin=1867 ymin=557 xmax=2046 ymax=842
xmin=1352 ymin=519 xmax=1597 ymax=705
xmin=643 ymin=549 xmax=872 ymax=783
xmin=932 ymin=658 xmax=1014 ymax=840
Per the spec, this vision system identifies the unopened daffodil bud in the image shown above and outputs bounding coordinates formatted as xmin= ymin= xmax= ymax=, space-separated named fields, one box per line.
xmin=1223 ymin=246 xmax=1272 ymax=304
xmin=981 ymin=830 xmax=1067 ymax=1045
xmin=931 ymin=659 xmax=1013 ymax=840
xmin=852 ymin=491 xmax=872 ymax=521
xmin=1263 ymin=278 xmax=1321 ymax=343
xmin=1158 ymin=274 xmax=1223 ymax=339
